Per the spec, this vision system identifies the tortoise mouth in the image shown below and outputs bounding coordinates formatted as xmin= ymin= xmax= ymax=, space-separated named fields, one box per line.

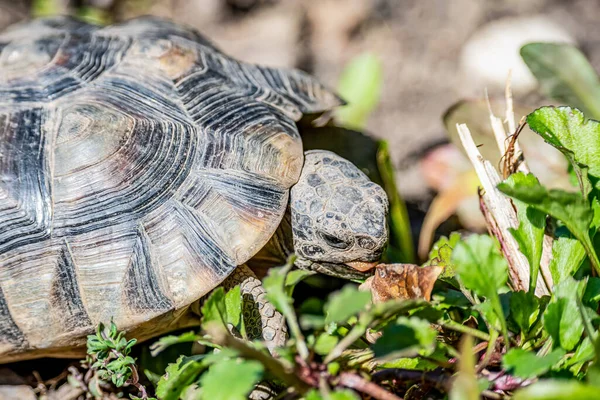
xmin=344 ymin=260 xmax=379 ymax=272
xmin=313 ymin=260 xmax=375 ymax=281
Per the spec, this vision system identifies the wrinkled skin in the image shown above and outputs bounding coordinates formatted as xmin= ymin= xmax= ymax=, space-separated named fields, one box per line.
xmin=290 ymin=150 xmax=389 ymax=279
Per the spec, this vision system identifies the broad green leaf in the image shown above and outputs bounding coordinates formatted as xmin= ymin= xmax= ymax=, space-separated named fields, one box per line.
xmin=504 ymin=174 xmax=546 ymax=291
xmin=543 ymin=277 xmax=587 ymax=351
xmin=498 ymin=172 xmax=599 ymax=274
xmin=502 ymin=348 xmax=565 ymax=379
xmin=336 ymin=53 xmax=382 ymax=130
xmin=372 ymin=317 xmax=436 ymax=358
xmin=453 ymin=235 xmax=508 ymax=298
xmin=549 ymin=231 xmax=587 ymax=284
xmin=509 ymin=291 xmax=540 ymax=334
xmin=453 ymin=234 xmax=508 ymax=340
xmin=521 ymin=44 xmax=600 ymax=120
xmin=156 ymin=355 xmax=206 ymax=400
xmin=199 ymin=359 xmax=263 ymax=400
xmin=514 ymin=380 xmax=600 ymax=399
xmin=526 ymin=107 xmax=600 ymax=190
xmin=324 ymin=285 xmax=371 ymax=325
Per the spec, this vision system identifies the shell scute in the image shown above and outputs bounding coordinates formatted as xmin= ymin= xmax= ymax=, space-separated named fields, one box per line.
xmin=0 ymin=16 xmax=340 ymax=361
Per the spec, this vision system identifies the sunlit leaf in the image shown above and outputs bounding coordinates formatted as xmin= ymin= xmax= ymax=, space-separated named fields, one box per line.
xmin=521 ymin=43 xmax=600 ymax=120
xmin=199 ymin=359 xmax=263 ymax=400
xmin=503 ymin=348 xmax=565 ymax=379
xmin=336 ymin=53 xmax=383 ymax=130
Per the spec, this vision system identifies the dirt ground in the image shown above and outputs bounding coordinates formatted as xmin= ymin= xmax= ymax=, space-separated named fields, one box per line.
xmin=2 ymin=0 xmax=600 ymax=201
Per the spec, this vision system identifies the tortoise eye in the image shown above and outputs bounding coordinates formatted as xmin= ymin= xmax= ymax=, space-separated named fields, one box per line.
xmin=319 ymin=231 xmax=350 ymax=249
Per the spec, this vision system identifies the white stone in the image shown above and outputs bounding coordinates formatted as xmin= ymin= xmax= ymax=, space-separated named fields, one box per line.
xmin=460 ymin=15 xmax=576 ymax=93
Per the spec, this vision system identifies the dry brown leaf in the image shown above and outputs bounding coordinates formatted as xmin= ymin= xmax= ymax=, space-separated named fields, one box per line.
xmin=361 ymin=264 xmax=443 ymax=304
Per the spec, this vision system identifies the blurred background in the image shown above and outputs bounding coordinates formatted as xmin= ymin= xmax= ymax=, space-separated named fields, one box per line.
xmin=1 ymin=0 xmax=598 ymax=240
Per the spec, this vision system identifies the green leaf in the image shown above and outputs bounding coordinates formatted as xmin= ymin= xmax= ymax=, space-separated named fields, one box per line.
xmin=521 ymin=43 xmax=600 ymax=120
xmin=149 ymin=332 xmax=205 ymax=357
xmin=324 ymin=285 xmax=371 ymax=325
xmin=304 ymin=390 xmax=361 ymax=400
xmin=503 ymin=348 xmax=566 ymax=379
xmin=498 ymin=171 xmax=599 ymax=274
xmin=549 ymin=231 xmax=587 ymax=284
xmin=263 ymin=258 xmax=308 ymax=359
xmin=543 ymin=277 xmax=587 ymax=351
xmin=453 ymin=234 xmax=509 ymax=340
xmin=509 ymin=291 xmax=540 ymax=335
xmin=285 ymin=269 xmax=316 ymax=291
xmin=201 ymin=287 xmax=227 ymax=328
xmin=513 ymin=380 xmax=600 ymax=400
xmin=199 ymin=359 xmax=263 ymax=400
xmin=525 ymin=107 xmax=600 ymax=192
xmin=372 ymin=317 xmax=436 ymax=358
xmin=314 ymin=333 xmax=339 ymax=356
xmin=329 ymin=390 xmax=362 ymax=400
xmin=564 ymin=337 xmax=595 ymax=375
xmin=584 ymin=278 xmax=600 ymax=308
xmin=504 ymin=174 xmax=546 ymax=291
xmin=336 ymin=53 xmax=383 ymax=130
xmin=224 ymin=285 xmax=245 ymax=338
xmin=453 ymin=235 xmax=508 ymax=298
xmin=32 ymin=0 xmax=64 ymax=17
xmin=156 ymin=355 xmax=206 ymax=400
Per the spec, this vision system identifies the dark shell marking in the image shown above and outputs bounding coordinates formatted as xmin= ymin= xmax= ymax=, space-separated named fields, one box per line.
xmin=0 ymin=17 xmax=340 ymax=361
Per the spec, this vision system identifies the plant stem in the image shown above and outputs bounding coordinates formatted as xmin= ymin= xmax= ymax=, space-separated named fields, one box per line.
xmin=324 ymin=317 xmax=372 ymax=364
xmin=338 ymin=372 xmax=403 ymax=400
xmin=209 ymin=326 xmax=311 ymax=393
xmin=476 ymin=330 xmax=499 ymax=373
xmin=439 ymin=320 xmax=491 ymax=342
xmin=372 ymin=369 xmax=450 ymax=391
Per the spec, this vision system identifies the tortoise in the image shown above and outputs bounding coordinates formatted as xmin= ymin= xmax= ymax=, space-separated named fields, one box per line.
xmin=0 ymin=16 xmax=389 ymax=363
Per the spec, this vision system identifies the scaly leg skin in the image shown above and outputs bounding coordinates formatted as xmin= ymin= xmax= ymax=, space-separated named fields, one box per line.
xmin=221 ymin=264 xmax=288 ymax=352
xmin=220 ymin=265 xmax=287 ymax=400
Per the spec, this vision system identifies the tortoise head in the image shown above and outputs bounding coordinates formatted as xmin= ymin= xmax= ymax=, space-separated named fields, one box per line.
xmin=290 ymin=150 xmax=389 ymax=280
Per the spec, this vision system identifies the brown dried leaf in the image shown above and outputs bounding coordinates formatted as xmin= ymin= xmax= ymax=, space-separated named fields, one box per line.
xmin=363 ymin=264 xmax=443 ymax=304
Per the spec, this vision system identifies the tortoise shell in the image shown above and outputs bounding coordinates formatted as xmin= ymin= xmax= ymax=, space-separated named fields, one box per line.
xmin=0 ymin=16 xmax=340 ymax=361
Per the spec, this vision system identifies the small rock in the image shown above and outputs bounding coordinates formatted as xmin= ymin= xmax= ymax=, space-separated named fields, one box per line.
xmin=460 ymin=15 xmax=576 ymax=94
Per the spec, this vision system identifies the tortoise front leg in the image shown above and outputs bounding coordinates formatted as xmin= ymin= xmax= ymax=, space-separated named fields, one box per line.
xmin=221 ymin=264 xmax=287 ymax=352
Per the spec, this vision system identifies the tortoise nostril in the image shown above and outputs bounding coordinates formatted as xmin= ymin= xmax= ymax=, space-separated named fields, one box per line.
xmin=357 ymin=236 xmax=376 ymax=250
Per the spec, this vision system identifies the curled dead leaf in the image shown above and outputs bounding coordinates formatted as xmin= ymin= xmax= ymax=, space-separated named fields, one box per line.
xmin=360 ymin=264 xmax=443 ymax=304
